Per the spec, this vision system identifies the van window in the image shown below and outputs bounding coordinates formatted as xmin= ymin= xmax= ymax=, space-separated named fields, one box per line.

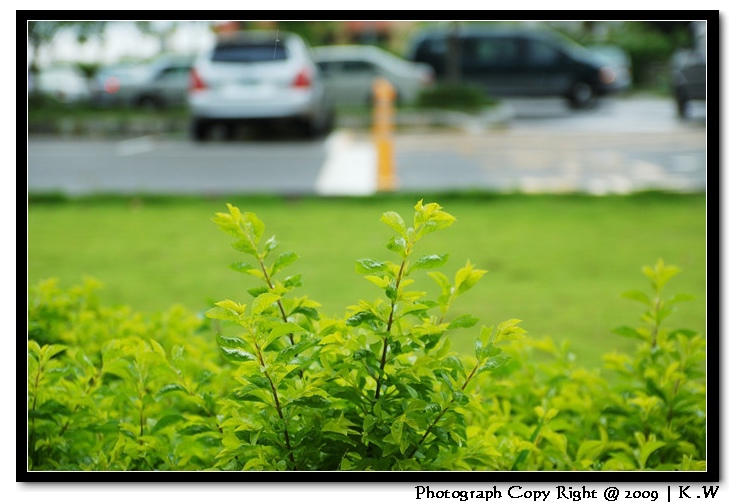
xmin=466 ymin=37 xmax=521 ymax=65
xmin=526 ymin=39 xmax=561 ymax=65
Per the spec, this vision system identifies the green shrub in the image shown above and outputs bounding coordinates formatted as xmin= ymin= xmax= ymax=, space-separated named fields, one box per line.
xmin=416 ymin=84 xmax=494 ymax=113
xmin=27 ymin=200 xmax=706 ymax=472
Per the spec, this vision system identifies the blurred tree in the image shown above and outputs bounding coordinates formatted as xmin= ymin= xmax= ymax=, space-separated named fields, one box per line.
xmin=134 ymin=21 xmax=180 ymax=53
xmin=27 ymin=21 xmax=108 ymax=94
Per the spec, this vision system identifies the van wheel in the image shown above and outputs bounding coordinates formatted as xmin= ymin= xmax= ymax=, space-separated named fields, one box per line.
xmin=190 ymin=119 xmax=210 ymax=142
xmin=675 ymin=88 xmax=689 ymax=119
xmin=567 ymin=81 xmax=593 ymax=109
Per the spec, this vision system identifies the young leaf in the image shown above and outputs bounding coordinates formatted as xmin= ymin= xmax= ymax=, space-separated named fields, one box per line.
xmin=410 ymin=254 xmax=449 ymax=272
xmin=355 ymin=258 xmax=387 ymax=275
xmin=622 ymin=289 xmax=651 ymax=305
xmin=216 ymin=332 xmax=249 ymax=349
xmin=381 ymin=211 xmax=407 ymax=236
xmin=448 ymin=314 xmax=479 ymax=330
xmin=219 ymin=346 xmax=256 ymax=362
xmin=271 ymin=251 xmax=299 ymax=276
xmin=386 ymin=235 xmax=407 ymax=254
xmin=612 ymin=325 xmax=647 ymax=341
xmin=251 ymin=292 xmax=281 ymax=315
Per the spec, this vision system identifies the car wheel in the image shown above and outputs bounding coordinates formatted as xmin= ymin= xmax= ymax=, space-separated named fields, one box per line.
xmin=567 ymin=81 xmax=594 ymax=109
xmin=190 ymin=119 xmax=210 ymax=142
xmin=137 ymin=95 xmax=163 ymax=110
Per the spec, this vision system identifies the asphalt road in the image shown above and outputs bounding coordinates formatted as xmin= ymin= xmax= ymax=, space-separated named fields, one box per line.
xmin=27 ymin=96 xmax=707 ymax=196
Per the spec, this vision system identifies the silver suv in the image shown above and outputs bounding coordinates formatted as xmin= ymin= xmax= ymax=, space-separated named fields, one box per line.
xmin=188 ymin=30 xmax=334 ymax=140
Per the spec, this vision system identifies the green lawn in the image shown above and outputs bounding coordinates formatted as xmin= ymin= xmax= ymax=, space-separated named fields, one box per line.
xmin=27 ymin=193 xmax=707 ymax=366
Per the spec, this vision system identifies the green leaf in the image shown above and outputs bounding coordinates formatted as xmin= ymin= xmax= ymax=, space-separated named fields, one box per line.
xmin=216 ymin=332 xmax=249 ymax=350
xmin=156 ymin=384 xmax=188 ymax=397
xmin=251 ymin=292 xmax=281 ymax=315
xmin=271 ymin=251 xmax=298 ymax=276
xmin=391 ymin=417 xmax=404 ymax=443
xmin=346 ymin=311 xmax=382 ymax=327
xmin=355 ymin=259 xmax=387 ymax=275
xmin=219 ymin=346 xmax=256 ymax=362
xmin=427 ymin=271 xmax=451 ymax=291
xmin=323 ymin=414 xmax=356 ymax=436
xmin=40 ymin=344 xmax=68 ymax=365
xmin=448 ymin=314 xmax=479 ymax=330
xmin=264 ymin=235 xmax=279 ymax=253
xmin=643 ymin=259 xmax=680 ymax=291
xmin=635 ymin=432 xmax=667 ymax=469
xmin=452 ymin=391 xmax=470 ymax=405
xmin=612 ymin=325 xmax=647 ymax=341
xmin=478 ymin=355 xmax=510 ymax=375
xmin=622 ymin=289 xmax=651 ymax=305
xmin=231 ymin=237 xmax=258 ymax=257
xmin=283 ymin=274 xmax=303 ymax=288
xmin=290 ymin=305 xmax=320 ymax=320
xmin=387 ymin=235 xmax=407 ymax=253
xmin=494 ymin=319 xmax=526 ymax=343
xmin=289 ymin=395 xmax=331 ymax=409
xmin=410 ymin=254 xmax=449 ymax=272
xmin=247 ymin=286 xmax=270 ymax=298
xmin=151 ymin=414 xmax=187 ymax=434
xmin=454 ymin=262 xmax=487 ymax=294
xmin=381 ymin=211 xmax=407 ymax=235
xmin=230 ymin=261 xmax=256 ymax=274
xmin=576 ymin=440 xmax=607 ymax=462
xmin=179 ymin=424 xmax=213 ymax=436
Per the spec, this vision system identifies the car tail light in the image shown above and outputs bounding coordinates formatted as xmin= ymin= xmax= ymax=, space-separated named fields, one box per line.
xmin=292 ymin=68 xmax=312 ymax=88
xmin=189 ymin=68 xmax=207 ymax=92
xmin=599 ymin=66 xmax=617 ymax=85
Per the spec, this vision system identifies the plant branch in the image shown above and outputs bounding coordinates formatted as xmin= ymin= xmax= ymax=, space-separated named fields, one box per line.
xmin=255 ymin=343 xmax=298 ymax=470
xmin=375 ymin=259 xmax=407 ymax=400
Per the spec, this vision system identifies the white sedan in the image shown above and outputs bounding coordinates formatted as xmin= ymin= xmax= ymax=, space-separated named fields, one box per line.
xmin=313 ymin=45 xmax=435 ymax=106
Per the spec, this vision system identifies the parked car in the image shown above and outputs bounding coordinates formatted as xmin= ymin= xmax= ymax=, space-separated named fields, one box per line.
xmin=91 ymin=55 xmax=194 ymax=109
xmin=30 ymin=65 xmax=91 ymax=104
xmin=187 ymin=30 xmax=334 ymax=141
xmin=670 ymin=25 xmax=706 ymax=119
xmin=312 ymin=45 xmax=434 ymax=106
xmin=405 ymin=26 xmax=626 ymax=108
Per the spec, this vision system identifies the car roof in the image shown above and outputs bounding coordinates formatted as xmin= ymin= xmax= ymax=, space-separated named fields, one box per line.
xmin=410 ymin=25 xmax=560 ymax=43
xmin=214 ymin=30 xmax=299 ymax=46
xmin=312 ymin=45 xmax=383 ymax=58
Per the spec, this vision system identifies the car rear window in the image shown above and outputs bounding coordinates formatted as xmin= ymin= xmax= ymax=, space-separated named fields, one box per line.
xmin=212 ymin=43 xmax=288 ymax=63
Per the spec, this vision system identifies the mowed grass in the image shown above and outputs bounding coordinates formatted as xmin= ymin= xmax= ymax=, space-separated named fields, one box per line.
xmin=27 ymin=193 xmax=707 ymax=366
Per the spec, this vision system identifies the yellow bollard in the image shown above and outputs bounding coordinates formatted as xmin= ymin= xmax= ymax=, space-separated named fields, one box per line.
xmin=372 ymin=78 xmax=397 ymax=192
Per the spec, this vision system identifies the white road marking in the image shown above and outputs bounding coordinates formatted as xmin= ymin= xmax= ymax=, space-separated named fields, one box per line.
xmin=315 ymin=130 xmax=376 ymax=196
xmin=115 ymin=136 xmax=155 ymax=156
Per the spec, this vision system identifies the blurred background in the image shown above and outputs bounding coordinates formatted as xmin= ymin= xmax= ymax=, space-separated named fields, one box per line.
xmin=26 ymin=20 xmax=708 ymax=366
xmin=27 ymin=20 xmax=706 ymax=124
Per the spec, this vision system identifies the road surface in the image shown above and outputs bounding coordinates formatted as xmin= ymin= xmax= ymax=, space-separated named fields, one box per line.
xmin=27 ymin=96 xmax=708 ymax=196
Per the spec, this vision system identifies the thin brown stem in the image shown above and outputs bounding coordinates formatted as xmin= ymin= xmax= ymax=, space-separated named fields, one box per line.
xmin=406 ymin=361 xmax=479 ymax=459
xmin=375 ymin=259 xmax=407 ymax=400
xmin=255 ymin=344 xmax=298 ymax=470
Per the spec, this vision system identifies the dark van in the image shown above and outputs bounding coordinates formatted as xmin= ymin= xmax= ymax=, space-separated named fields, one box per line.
xmin=406 ymin=27 xmax=624 ymax=108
